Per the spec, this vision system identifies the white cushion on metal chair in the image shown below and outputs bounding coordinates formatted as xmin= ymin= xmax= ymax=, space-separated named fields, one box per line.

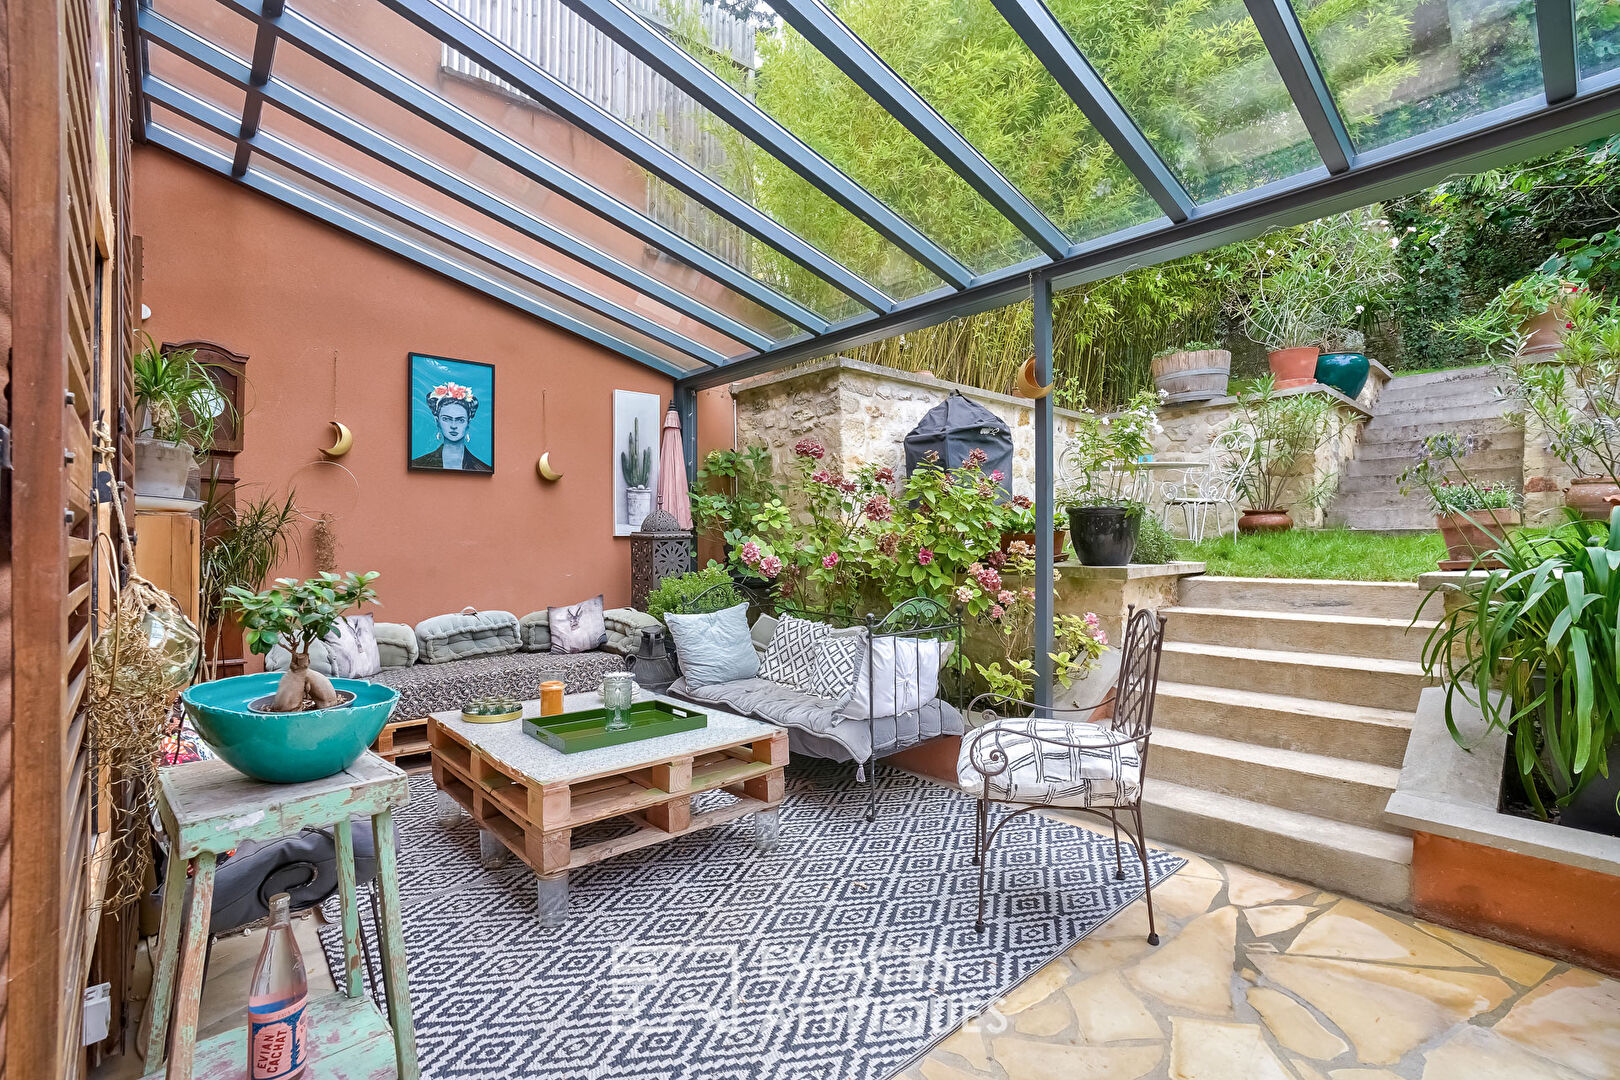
xmin=957 ymin=717 xmax=1142 ymax=808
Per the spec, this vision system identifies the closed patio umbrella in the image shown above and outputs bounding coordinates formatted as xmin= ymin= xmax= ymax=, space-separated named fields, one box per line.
xmin=657 ymin=403 xmax=692 ymax=529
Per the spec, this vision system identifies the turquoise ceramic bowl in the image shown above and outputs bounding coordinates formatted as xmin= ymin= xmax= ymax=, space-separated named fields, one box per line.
xmin=1315 ymin=352 xmax=1370 ymax=399
xmin=182 ymin=673 xmax=398 ymax=783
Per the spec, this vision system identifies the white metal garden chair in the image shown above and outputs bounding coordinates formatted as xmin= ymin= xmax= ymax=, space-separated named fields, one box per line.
xmin=1161 ymin=428 xmax=1255 ymax=544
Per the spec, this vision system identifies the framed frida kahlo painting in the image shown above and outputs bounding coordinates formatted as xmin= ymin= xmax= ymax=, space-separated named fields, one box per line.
xmin=409 ymin=352 xmax=494 ymax=474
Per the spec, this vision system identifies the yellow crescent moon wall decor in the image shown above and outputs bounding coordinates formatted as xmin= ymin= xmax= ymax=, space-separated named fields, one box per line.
xmin=320 ymin=420 xmax=353 ymax=458
xmin=1015 ymin=356 xmax=1054 ymax=399
xmin=536 ymin=452 xmax=563 ymax=481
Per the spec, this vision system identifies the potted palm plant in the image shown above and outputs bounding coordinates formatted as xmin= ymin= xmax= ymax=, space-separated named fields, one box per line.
xmin=132 ymin=335 xmax=228 ymax=498
xmin=1421 ymin=510 xmax=1620 ymax=837
xmin=1397 ymin=432 xmax=1522 ymax=568
xmin=1226 ymin=377 xmax=1347 ymax=532
xmin=1242 ymin=265 xmax=1328 ymax=389
xmin=181 ymin=571 xmax=397 ymax=783
xmin=1058 ymin=389 xmax=1162 ymax=565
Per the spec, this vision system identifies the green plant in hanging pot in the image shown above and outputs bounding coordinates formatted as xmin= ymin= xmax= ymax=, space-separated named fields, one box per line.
xmin=1226 ymin=377 xmax=1348 ymax=532
xmin=131 ymin=333 xmax=231 ymax=498
xmin=1058 ymin=389 xmax=1162 ymax=565
xmin=181 ymin=571 xmax=398 ymax=783
xmin=1420 ymin=510 xmax=1620 ymax=836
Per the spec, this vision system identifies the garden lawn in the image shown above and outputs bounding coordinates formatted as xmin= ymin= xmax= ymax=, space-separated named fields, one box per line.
xmin=1181 ymin=527 xmax=1445 ymax=581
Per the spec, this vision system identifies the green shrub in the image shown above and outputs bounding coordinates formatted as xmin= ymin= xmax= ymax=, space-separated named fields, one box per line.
xmin=645 ymin=562 xmax=741 ymax=624
xmin=1132 ymin=513 xmax=1180 ymax=565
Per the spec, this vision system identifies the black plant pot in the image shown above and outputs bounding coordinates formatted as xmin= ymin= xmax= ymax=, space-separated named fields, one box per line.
xmin=1558 ymin=744 xmax=1620 ymax=837
xmin=1066 ymin=506 xmax=1140 ymax=567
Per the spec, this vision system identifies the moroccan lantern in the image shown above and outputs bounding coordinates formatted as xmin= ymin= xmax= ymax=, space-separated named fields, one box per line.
xmin=630 ymin=500 xmax=694 ymax=611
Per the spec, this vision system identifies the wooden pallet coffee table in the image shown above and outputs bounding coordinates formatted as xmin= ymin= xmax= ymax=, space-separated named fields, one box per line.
xmin=428 ymin=692 xmax=787 ymax=926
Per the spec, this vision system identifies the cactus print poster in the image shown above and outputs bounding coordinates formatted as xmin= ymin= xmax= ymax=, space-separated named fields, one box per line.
xmin=409 ymin=352 xmax=495 ymax=473
xmin=613 ymin=389 xmax=662 ymax=536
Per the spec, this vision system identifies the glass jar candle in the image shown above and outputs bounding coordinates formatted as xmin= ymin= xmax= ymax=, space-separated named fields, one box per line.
xmin=538 ymin=680 xmax=565 ymax=717
xmin=600 ymin=671 xmax=635 ymax=731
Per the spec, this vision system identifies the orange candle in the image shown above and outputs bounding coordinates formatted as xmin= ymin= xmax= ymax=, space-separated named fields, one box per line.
xmin=539 ymin=681 xmax=565 ymax=716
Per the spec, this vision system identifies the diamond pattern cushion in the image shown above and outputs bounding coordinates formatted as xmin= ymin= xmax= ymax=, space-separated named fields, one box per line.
xmin=757 ymin=614 xmax=831 ymax=692
xmin=957 ymin=718 xmax=1141 ymax=809
xmin=808 ymin=627 xmax=865 ymax=704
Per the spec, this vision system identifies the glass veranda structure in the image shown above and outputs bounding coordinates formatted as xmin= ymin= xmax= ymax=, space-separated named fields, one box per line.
xmin=134 ymin=0 xmax=1620 ymax=697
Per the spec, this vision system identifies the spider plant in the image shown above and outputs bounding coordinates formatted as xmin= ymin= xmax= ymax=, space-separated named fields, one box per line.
xmin=1419 ymin=508 xmax=1620 ymax=820
xmin=132 ymin=332 xmax=231 ymax=451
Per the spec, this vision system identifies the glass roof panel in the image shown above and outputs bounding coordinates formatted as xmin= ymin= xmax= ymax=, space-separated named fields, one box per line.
xmin=634 ymin=0 xmax=1039 ymax=275
xmin=829 ymin=0 xmax=1160 ymax=244
xmin=254 ymin=98 xmax=752 ymax=358
xmin=146 ymin=27 xmax=249 ymax=115
xmin=253 ymin=11 xmax=799 ymax=339
xmin=1042 ymin=0 xmax=1318 ymax=202
xmin=150 ymin=99 xmax=244 ymax=160
xmin=1578 ymin=0 xmax=1620 ymax=76
xmin=151 ymin=0 xmax=259 ymax=59
xmin=284 ymin=0 xmax=942 ymax=318
xmin=1295 ymin=0 xmax=1543 ymax=154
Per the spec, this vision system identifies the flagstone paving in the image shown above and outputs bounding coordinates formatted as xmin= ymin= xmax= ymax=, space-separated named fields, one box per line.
xmin=906 ymin=821 xmax=1620 ymax=1080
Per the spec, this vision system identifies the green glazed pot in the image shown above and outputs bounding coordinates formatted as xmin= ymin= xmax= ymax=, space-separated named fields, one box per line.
xmin=182 ymin=672 xmax=398 ymax=783
xmin=1315 ymin=352 xmax=1370 ymax=399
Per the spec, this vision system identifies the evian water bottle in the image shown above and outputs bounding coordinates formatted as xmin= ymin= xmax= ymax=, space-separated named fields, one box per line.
xmin=248 ymin=892 xmax=308 ymax=1080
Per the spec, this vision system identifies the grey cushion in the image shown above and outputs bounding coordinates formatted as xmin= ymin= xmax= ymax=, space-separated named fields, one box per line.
xmin=664 ymin=602 xmax=759 ymax=688
xmin=750 ymin=613 xmax=780 ymax=656
xmin=517 ymin=611 xmax=551 ymax=653
xmin=415 ymin=609 xmax=521 ymax=665
xmin=374 ymin=622 xmax=418 ymax=669
xmin=603 ymin=607 xmax=659 ymax=657
xmin=758 ymin=614 xmax=832 ymax=691
xmin=371 ymin=650 xmax=625 ymax=718
xmin=262 ymin=615 xmax=380 ymax=679
xmin=550 ymin=595 xmax=608 ymax=654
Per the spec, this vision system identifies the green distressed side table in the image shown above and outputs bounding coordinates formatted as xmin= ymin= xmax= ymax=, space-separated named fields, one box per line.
xmin=143 ymin=752 xmax=418 ymax=1080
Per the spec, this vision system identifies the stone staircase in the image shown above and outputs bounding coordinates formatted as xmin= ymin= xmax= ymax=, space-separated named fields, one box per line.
xmin=1145 ymin=576 xmax=1436 ymax=908
xmin=1326 ymin=365 xmax=1521 ymax=531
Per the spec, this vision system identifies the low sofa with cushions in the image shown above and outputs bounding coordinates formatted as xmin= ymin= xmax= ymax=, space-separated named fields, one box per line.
xmin=267 ymin=605 xmax=660 ymax=720
xmin=664 ymin=598 xmax=965 ymax=819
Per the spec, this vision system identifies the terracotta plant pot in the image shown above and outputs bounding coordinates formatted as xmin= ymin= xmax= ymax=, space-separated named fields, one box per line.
xmin=1237 ymin=508 xmax=1293 ymax=533
xmin=1565 ymin=476 xmax=1620 ymax=520
xmin=1000 ymin=530 xmax=1068 ymax=560
xmin=1436 ymin=508 xmax=1519 ymax=568
xmin=1267 ymin=346 xmax=1320 ymax=390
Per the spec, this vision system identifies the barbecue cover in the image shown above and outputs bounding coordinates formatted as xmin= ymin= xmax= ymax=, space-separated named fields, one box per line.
xmin=903 ymin=392 xmax=1013 ymax=492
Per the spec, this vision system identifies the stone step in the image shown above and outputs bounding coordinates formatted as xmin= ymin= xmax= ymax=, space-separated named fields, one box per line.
xmin=1353 ymin=430 xmax=1522 ymax=464
xmin=1154 ymin=681 xmax=1413 ymax=768
xmin=1362 ymin=401 xmax=1513 ymax=428
xmin=1139 ymin=780 xmax=1413 ymax=909
xmin=1163 ymin=606 xmax=1437 ymax=661
xmin=1333 ymin=465 xmax=1521 ymax=498
xmin=1323 ymin=505 xmax=1445 ymax=531
xmin=1344 ymin=446 xmax=1523 ymax=478
xmin=1379 ymin=365 xmax=1496 ymax=390
xmin=1174 ymin=575 xmax=1422 ymax=620
xmin=1360 ymin=416 xmax=1519 ymax=446
xmin=1150 ymin=729 xmax=1404 ymax=833
xmin=1157 ymin=642 xmax=1430 ymax=711
xmin=1376 ymin=378 xmax=1505 ymax=403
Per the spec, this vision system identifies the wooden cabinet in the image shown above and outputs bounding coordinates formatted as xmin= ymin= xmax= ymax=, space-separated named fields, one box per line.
xmin=133 ymin=496 xmax=204 ymax=625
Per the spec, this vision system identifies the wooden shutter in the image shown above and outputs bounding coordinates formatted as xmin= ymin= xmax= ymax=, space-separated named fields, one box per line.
xmin=6 ymin=0 xmax=133 ymax=1073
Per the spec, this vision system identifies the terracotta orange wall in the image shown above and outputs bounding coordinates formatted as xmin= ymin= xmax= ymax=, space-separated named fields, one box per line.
xmin=1412 ymin=831 xmax=1620 ymax=978
xmin=692 ymin=386 xmax=736 ymax=567
xmin=134 ymin=147 xmax=673 ymax=632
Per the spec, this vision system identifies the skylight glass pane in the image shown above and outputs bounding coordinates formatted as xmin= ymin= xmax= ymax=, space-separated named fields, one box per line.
xmin=152 ymin=0 xmax=259 ymax=59
xmin=254 ymin=99 xmax=752 ymax=358
xmin=830 ymin=0 xmax=1160 ymax=244
xmin=287 ymin=0 xmax=942 ymax=319
xmin=150 ymin=100 xmax=243 ymax=161
xmin=1296 ymin=0 xmax=1543 ymax=153
xmin=633 ymin=0 xmax=1039 ymax=275
xmin=147 ymin=32 xmax=249 ymax=116
xmin=264 ymin=18 xmax=798 ymax=339
xmin=1578 ymin=0 xmax=1620 ymax=76
xmin=1043 ymin=0 xmax=1317 ymax=202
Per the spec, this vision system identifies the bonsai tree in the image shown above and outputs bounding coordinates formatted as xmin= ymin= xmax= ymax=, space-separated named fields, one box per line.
xmin=1226 ymin=377 xmax=1348 ymax=523
xmin=226 ymin=571 xmax=380 ymax=712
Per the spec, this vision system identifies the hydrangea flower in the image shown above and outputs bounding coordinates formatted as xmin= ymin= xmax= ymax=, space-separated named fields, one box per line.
xmin=822 ymin=553 xmax=840 ymax=569
xmin=953 ymin=585 xmax=973 ymax=604
xmin=810 ymin=468 xmax=833 ymax=485
xmin=965 ymin=448 xmax=988 ymax=467
xmin=738 ymin=540 xmax=762 ymax=567
xmin=989 ymin=603 xmax=1006 ymax=620
xmin=794 ymin=438 xmax=824 ymax=459
xmin=986 ymin=550 xmax=1008 ymax=569
xmin=1012 ymin=494 xmax=1033 ymax=510
xmin=917 ymin=549 xmax=934 ymax=566
xmin=997 ymin=590 xmax=1015 ymax=605
xmin=989 ymin=470 xmax=1005 ymax=484
xmin=759 ymin=554 xmax=781 ymax=578
xmin=863 ymin=493 xmax=893 ymax=521
xmin=874 ymin=466 xmax=895 ymax=484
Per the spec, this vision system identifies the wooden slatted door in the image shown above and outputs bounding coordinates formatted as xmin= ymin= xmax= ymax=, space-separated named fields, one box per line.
xmin=6 ymin=0 xmax=135 ymax=1074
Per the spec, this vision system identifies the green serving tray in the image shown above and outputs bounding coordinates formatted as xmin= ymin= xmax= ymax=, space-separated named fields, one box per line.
xmin=522 ymin=699 xmax=707 ymax=753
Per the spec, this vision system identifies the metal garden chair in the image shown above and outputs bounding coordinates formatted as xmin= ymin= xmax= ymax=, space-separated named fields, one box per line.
xmin=960 ymin=606 xmax=1168 ymax=944
xmin=1161 ymin=427 xmax=1256 ymax=543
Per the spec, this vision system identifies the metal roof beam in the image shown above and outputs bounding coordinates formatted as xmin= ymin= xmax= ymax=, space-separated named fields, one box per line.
xmin=683 ymin=72 xmax=1620 ymax=388
xmin=232 ymin=0 xmax=283 ymax=177
xmin=151 ymin=127 xmax=690 ymax=377
xmin=1243 ymin=0 xmax=1355 ymax=173
xmin=375 ymin=0 xmax=897 ymax=312
xmin=173 ymin=4 xmax=825 ymax=334
xmin=770 ymin=0 xmax=1069 ymax=258
xmin=989 ymin=0 xmax=1194 ymax=223
xmin=550 ymin=0 xmax=979 ymax=283
xmin=139 ymin=11 xmax=770 ymax=351
xmin=1536 ymin=0 xmax=1580 ymax=104
xmin=147 ymin=77 xmax=729 ymax=367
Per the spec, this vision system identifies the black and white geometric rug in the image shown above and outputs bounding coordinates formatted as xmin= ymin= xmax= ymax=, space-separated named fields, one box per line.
xmin=320 ymin=763 xmax=1182 ymax=1080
